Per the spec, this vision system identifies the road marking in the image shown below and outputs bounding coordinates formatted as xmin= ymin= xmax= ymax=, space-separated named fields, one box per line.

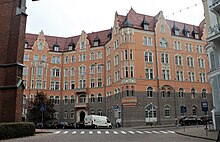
xmin=80 ymin=131 xmax=85 ymax=134
xmin=113 ymin=131 xmax=118 ymax=134
xmin=89 ymin=131 xmax=93 ymax=134
xmin=136 ymin=131 xmax=144 ymax=134
xmin=97 ymin=131 xmax=101 ymax=134
xmin=63 ymin=131 xmax=69 ymax=134
xmin=55 ymin=131 xmax=61 ymax=134
xmin=152 ymin=131 xmax=160 ymax=134
xmin=160 ymin=131 xmax=168 ymax=134
xmin=144 ymin=131 xmax=152 ymax=134
xmin=167 ymin=131 xmax=175 ymax=134
xmin=121 ymin=131 xmax=127 ymax=134
xmin=128 ymin=131 xmax=135 ymax=134
xmin=72 ymin=131 xmax=77 ymax=134
xmin=105 ymin=131 xmax=110 ymax=134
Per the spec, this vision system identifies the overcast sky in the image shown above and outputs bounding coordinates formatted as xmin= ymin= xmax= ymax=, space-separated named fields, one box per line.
xmin=26 ymin=0 xmax=204 ymax=37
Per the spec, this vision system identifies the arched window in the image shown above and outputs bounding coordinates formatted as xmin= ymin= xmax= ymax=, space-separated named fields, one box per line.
xmin=90 ymin=52 xmax=95 ymax=60
xmin=64 ymin=68 xmax=68 ymax=77
xmin=144 ymin=37 xmax=147 ymax=46
xmin=179 ymin=88 xmax=184 ymax=98
xmin=64 ymin=110 xmax=68 ymax=119
xmin=202 ymin=89 xmax=207 ymax=99
xmin=71 ymin=68 xmax=75 ymax=76
xmin=71 ymin=55 xmax=76 ymax=63
xmin=98 ymin=93 xmax=102 ymax=103
xmin=147 ymin=37 xmax=152 ymax=46
xmin=42 ymin=55 xmax=46 ymax=62
xmin=175 ymin=55 xmax=182 ymax=66
xmin=34 ymin=54 xmax=39 ymax=61
xmin=167 ymin=88 xmax=171 ymax=97
xmin=97 ymin=51 xmax=102 ymax=59
xmin=160 ymin=38 xmax=167 ymax=48
xmin=161 ymin=89 xmax=166 ymax=98
xmin=91 ymin=109 xmax=95 ymax=115
xmin=64 ymin=95 xmax=68 ymax=104
xmin=90 ymin=64 xmax=95 ymax=74
xmin=98 ymin=109 xmax=102 ymax=116
xmin=131 ymin=86 xmax=134 ymax=96
xmin=145 ymin=51 xmax=153 ymax=62
xmin=91 ymin=94 xmax=95 ymax=103
xmin=192 ymin=105 xmax=197 ymax=116
xmin=147 ymin=87 xmax=153 ymax=98
xmin=65 ymin=56 xmax=69 ymax=63
xmin=164 ymin=105 xmax=171 ymax=117
xmin=191 ymin=88 xmax=196 ymax=98
xmin=70 ymin=110 xmax=74 ymax=119
xmin=50 ymin=95 xmax=54 ymax=104
xmin=180 ymin=105 xmax=187 ymax=116
xmin=145 ymin=104 xmax=157 ymax=122
xmin=54 ymin=96 xmax=60 ymax=104
xmin=70 ymin=95 xmax=74 ymax=104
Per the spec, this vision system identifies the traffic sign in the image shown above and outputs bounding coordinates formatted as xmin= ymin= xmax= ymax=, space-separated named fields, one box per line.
xmin=201 ymin=102 xmax=208 ymax=112
xmin=40 ymin=103 xmax=46 ymax=112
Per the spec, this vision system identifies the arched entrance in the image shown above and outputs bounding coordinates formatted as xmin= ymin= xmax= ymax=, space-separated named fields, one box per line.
xmin=145 ymin=104 xmax=157 ymax=123
xmin=79 ymin=111 xmax=85 ymax=122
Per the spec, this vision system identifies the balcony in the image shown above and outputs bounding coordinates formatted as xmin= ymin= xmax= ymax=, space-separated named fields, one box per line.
xmin=122 ymin=97 xmax=137 ymax=106
xmin=75 ymin=88 xmax=87 ymax=93
xmin=75 ymin=102 xmax=88 ymax=108
xmin=207 ymin=25 xmax=220 ymax=42
xmin=210 ymin=0 xmax=220 ymax=10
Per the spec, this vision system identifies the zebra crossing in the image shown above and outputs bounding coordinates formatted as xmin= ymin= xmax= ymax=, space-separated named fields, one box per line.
xmin=54 ymin=130 xmax=175 ymax=135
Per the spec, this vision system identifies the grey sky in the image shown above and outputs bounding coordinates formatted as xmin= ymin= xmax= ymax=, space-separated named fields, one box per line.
xmin=26 ymin=0 xmax=204 ymax=37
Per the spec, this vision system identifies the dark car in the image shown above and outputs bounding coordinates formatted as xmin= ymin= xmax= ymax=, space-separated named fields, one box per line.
xmin=179 ymin=117 xmax=187 ymax=126
xmin=184 ymin=117 xmax=203 ymax=125
xmin=200 ymin=116 xmax=213 ymax=124
xmin=75 ymin=121 xmax=84 ymax=129
xmin=56 ymin=122 xmax=69 ymax=129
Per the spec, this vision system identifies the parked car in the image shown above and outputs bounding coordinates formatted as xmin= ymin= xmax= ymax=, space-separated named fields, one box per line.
xmin=68 ymin=122 xmax=76 ymax=129
xmin=179 ymin=117 xmax=187 ymax=126
xmin=75 ymin=121 xmax=84 ymax=129
xmin=184 ymin=117 xmax=203 ymax=125
xmin=56 ymin=122 xmax=69 ymax=129
xmin=200 ymin=116 xmax=213 ymax=124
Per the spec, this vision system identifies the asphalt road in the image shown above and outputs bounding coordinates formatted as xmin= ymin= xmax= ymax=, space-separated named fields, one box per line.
xmin=1 ymin=128 xmax=213 ymax=142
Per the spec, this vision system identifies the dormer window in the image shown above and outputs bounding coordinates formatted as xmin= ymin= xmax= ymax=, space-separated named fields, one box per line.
xmin=54 ymin=46 xmax=59 ymax=51
xmin=24 ymin=41 xmax=28 ymax=49
xmin=174 ymin=30 xmax=180 ymax=36
xmin=93 ymin=34 xmax=100 ymax=47
xmin=68 ymin=45 xmax=73 ymax=51
xmin=144 ymin=24 xmax=149 ymax=30
xmin=141 ymin=16 xmax=149 ymax=30
xmin=194 ymin=34 xmax=199 ymax=39
xmin=186 ymin=32 xmax=190 ymax=37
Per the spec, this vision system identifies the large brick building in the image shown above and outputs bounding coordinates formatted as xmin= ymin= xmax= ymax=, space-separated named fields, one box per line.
xmin=22 ymin=8 xmax=213 ymax=126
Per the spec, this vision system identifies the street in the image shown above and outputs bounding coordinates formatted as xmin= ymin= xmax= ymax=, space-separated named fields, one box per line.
xmin=1 ymin=128 xmax=213 ymax=142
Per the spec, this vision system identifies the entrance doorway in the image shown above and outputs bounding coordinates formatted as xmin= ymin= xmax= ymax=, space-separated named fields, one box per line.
xmin=145 ymin=104 xmax=157 ymax=123
xmin=79 ymin=111 xmax=85 ymax=122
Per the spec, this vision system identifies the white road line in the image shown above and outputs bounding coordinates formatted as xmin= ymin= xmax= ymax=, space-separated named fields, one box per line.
xmin=128 ymin=131 xmax=135 ymax=134
xmin=144 ymin=131 xmax=152 ymax=134
xmin=72 ymin=131 xmax=77 ymax=134
xmin=89 ymin=131 xmax=93 ymax=134
xmin=97 ymin=131 xmax=101 ymax=134
xmin=159 ymin=131 xmax=168 ymax=134
xmin=152 ymin=131 xmax=160 ymax=134
xmin=167 ymin=131 xmax=175 ymax=134
xmin=55 ymin=131 xmax=61 ymax=134
xmin=80 ymin=131 xmax=85 ymax=134
xmin=63 ymin=131 xmax=69 ymax=134
xmin=113 ymin=131 xmax=118 ymax=134
xmin=105 ymin=131 xmax=110 ymax=134
xmin=136 ymin=131 xmax=144 ymax=134
xmin=121 ymin=131 xmax=127 ymax=134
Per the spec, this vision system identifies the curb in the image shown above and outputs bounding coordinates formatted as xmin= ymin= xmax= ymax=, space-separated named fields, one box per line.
xmin=175 ymin=131 xmax=216 ymax=141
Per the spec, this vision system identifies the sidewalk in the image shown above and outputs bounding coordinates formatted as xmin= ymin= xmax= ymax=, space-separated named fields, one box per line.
xmin=175 ymin=125 xmax=218 ymax=141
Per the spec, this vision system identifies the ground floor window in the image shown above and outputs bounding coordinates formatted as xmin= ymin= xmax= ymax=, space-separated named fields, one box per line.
xmin=145 ymin=104 xmax=157 ymax=123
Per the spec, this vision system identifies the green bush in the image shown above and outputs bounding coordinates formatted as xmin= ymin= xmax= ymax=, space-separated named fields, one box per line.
xmin=0 ymin=122 xmax=35 ymax=140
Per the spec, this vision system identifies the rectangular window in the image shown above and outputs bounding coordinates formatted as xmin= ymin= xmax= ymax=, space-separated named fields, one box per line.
xmin=124 ymin=50 xmax=128 ymax=60
xmin=130 ymin=66 xmax=134 ymax=78
xmin=176 ymin=71 xmax=184 ymax=81
xmin=64 ymin=81 xmax=68 ymax=90
xmin=162 ymin=69 xmax=170 ymax=80
xmin=161 ymin=53 xmax=169 ymax=64
xmin=36 ymin=80 xmax=42 ymax=89
xmin=130 ymin=49 xmax=133 ymax=60
xmin=90 ymin=78 xmax=95 ymax=88
xmin=200 ymin=73 xmax=206 ymax=83
xmin=146 ymin=68 xmax=154 ymax=79
xmin=188 ymin=72 xmax=195 ymax=82
xmin=98 ymin=78 xmax=102 ymax=87
xmin=71 ymin=80 xmax=75 ymax=89
xmin=125 ymin=67 xmax=129 ymax=78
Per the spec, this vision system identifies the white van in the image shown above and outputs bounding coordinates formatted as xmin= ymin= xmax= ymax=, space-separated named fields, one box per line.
xmin=84 ymin=115 xmax=112 ymax=128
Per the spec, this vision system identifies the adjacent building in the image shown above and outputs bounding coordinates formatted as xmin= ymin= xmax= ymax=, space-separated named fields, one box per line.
xmin=22 ymin=8 xmax=213 ymax=127
xmin=203 ymin=0 xmax=220 ymax=130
